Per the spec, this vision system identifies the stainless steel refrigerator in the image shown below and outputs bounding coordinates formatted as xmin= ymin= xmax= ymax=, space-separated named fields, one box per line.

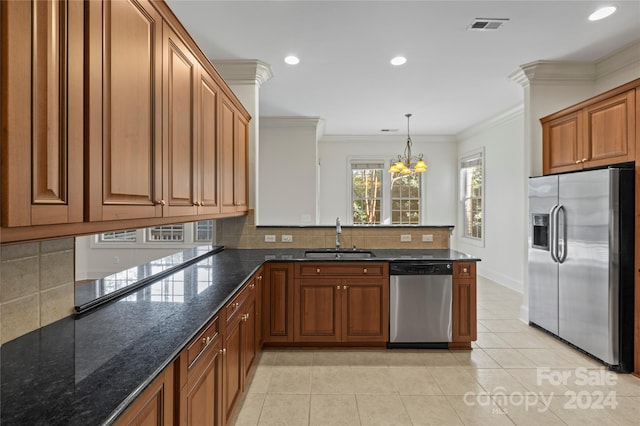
xmin=528 ymin=167 xmax=634 ymax=372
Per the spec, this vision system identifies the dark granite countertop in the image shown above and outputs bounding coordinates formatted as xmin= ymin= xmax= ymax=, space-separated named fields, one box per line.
xmin=0 ymin=248 xmax=479 ymax=426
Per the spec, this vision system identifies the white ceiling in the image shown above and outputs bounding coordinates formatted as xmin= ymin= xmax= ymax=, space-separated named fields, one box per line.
xmin=166 ymin=0 xmax=640 ymax=135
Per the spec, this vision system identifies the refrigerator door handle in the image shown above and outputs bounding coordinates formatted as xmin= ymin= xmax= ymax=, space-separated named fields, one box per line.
xmin=557 ymin=205 xmax=567 ymax=263
xmin=549 ymin=205 xmax=559 ymax=263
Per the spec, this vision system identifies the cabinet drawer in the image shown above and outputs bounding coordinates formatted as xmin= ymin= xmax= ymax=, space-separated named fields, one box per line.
xmin=186 ymin=316 xmax=220 ymax=369
xmin=453 ymin=262 xmax=476 ymax=278
xmin=296 ymin=262 xmax=386 ymax=277
xmin=226 ymin=280 xmax=256 ymax=323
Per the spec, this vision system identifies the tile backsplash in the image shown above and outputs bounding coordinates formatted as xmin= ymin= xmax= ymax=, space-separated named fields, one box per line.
xmin=217 ymin=210 xmax=452 ymax=249
xmin=0 ymin=238 xmax=74 ymax=345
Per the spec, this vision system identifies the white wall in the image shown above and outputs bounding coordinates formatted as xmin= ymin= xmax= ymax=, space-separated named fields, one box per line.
xmin=318 ymin=135 xmax=458 ymax=225
xmin=456 ymin=106 xmax=525 ymax=293
xmin=259 ymin=117 xmax=321 ymax=225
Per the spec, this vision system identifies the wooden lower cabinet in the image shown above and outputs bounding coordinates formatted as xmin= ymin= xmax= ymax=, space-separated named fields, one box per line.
xmin=293 ymin=263 xmax=389 ymax=344
xmin=114 ymin=363 xmax=174 ymax=426
xmin=451 ymin=262 xmax=477 ymax=349
xmin=263 ymin=263 xmax=295 ymax=342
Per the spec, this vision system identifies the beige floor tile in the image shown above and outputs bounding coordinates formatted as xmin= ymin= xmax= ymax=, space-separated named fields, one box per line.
xmin=446 ymin=395 xmax=514 ymax=425
xmin=349 ymin=350 xmax=389 ymax=367
xmin=451 ymin=349 xmax=501 ymax=368
xmin=494 ymin=332 xmax=556 ymax=349
xmin=352 ymin=367 xmax=397 ymax=394
xmin=390 ymin=367 xmax=443 ymax=395
xmin=402 ymin=395 xmax=463 ymax=425
xmin=475 ymin=332 xmax=512 ymax=349
xmin=247 ymin=365 xmax=273 ymax=394
xmin=258 ymin=394 xmax=310 ymax=426
xmin=232 ymin=393 xmax=265 ymax=426
xmin=356 ymin=394 xmax=412 ymax=426
xmin=267 ymin=366 xmax=311 ymax=394
xmin=430 ymin=367 xmax=486 ymax=396
xmin=483 ymin=349 xmax=537 ymax=368
xmin=605 ymin=396 xmax=640 ymax=425
xmin=420 ymin=351 xmax=461 ymax=367
xmin=468 ymin=369 xmax=529 ymax=395
xmin=506 ymin=368 xmax=571 ymax=395
xmin=479 ymin=319 xmax=530 ymax=333
xmin=610 ymin=373 xmax=640 ymax=396
xmin=517 ymin=348 xmax=578 ymax=368
xmin=311 ymin=350 xmax=352 ymax=366
xmin=258 ymin=350 xmax=279 ymax=366
xmin=309 ymin=394 xmax=360 ymax=426
xmin=546 ymin=394 xmax=618 ymax=425
xmin=274 ymin=350 xmax=314 ymax=366
xmin=493 ymin=396 xmax=564 ymax=425
xmin=386 ymin=349 xmax=428 ymax=366
xmin=310 ymin=366 xmax=355 ymax=394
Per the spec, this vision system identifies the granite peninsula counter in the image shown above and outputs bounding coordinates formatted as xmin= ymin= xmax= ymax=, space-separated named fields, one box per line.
xmin=0 ymin=248 xmax=479 ymax=425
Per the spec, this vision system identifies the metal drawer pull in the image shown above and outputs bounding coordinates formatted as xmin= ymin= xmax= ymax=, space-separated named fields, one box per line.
xmin=249 ymin=283 xmax=255 ymax=289
xmin=316 ymin=268 xmax=320 ymax=273
xmin=220 ymin=348 xmax=226 ymax=355
xmin=336 ymin=285 xmax=340 ymax=289
xmin=343 ymin=285 xmax=349 ymax=290
xmin=363 ymin=268 xmax=367 ymax=273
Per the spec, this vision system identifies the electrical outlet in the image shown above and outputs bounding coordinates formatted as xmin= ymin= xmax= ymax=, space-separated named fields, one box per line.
xmin=422 ymin=234 xmax=434 ymax=242
xmin=400 ymin=234 xmax=412 ymax=242
xmin=281 ymin=235 xmax=293 ymax=243
xmin=264 ymin=235 xmax=276 ymax=243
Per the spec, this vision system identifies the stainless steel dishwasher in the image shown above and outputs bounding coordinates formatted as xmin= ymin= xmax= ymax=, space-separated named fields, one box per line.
xmin=388 ymin=261 xmax=453 ymax=348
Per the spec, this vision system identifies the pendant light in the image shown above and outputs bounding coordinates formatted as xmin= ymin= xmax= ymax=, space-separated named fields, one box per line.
xmin=388 ymin=113 xmax=427 ymax=176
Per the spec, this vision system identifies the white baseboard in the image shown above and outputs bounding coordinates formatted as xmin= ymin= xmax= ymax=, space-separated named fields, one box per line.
xmin=478 ymin=267 xmax=523 ymax=294
xmin=519 ymin=304 xmax=529 ymax=324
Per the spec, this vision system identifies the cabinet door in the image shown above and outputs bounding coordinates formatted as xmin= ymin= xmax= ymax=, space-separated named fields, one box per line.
xmin=452 ymin=262 xmax=477 ymax=345
xmin=1 ymin=0 xmax=83 ymax=227
xmin=180 ymin=340 xmax=222 ymax=426
xmin=542 ymin=111 xmax=583 ymax=175
xmin=294 ymin=279 xmax=341 ymax=342
xmin=114 ymin=363 xmax=174 ymax=426
xmin=342 ymin=279 xmax=389 ymax=342
xmin=234 ymin=113 xmax=249 ymax=212
xmin=220 ymin=97 xmax=236 ymax=213
xmin=163 ymin=24 xmax=198 ymax=217
xmin=583 ymin=90 xmax=635 ymax=168
xmin=241 ymin=293 xmax=259 ymax=380
xmin=263 ymin=263 xmax=294 ymax=342
xmin=196 ymin=68 xmax=220 ymax=214
xmin=86 ymin=0 xmax=163 ymax=221
xmin=223 ymin=315 xmax=243 ymax=425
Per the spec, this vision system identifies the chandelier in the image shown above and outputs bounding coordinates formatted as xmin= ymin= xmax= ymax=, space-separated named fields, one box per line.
xmin=388 ymin=113 xmax=427 ymax=176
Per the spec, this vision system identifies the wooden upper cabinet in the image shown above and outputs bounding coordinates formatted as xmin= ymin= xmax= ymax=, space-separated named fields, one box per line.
xmin=583 ymin=90 xmax=635 ymax=169
xmin=196 ymin=68 xmax=221 ymax=215
xmin=86 ymin=0 xmax=164 ymax=221
xmin=542 ymin=111 xmax=583 ymax=175
xmin=542 ymin=82 xmax=638 ymax=175
xmin=1 ymin=0 xmax=83 ymax=227
xmin=220 ymin=96 xmax=249 ymax=213
xmin=163 ymin=24 xmax=198 ymax=217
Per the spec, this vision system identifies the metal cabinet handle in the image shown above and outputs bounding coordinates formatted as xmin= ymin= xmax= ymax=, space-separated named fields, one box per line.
xmin=220 ymin=348 xmax=226 ymax=355
xmin=363 ymin=268 xmax=367 ymax=273
xmin=336 ymin=285 xmax=340 ymax=290
xmin=249 ymin=283 xmax=255 ymax=290
xmin=316 ymin=268 xmax=320 ymax=273
xmin=156 ymin=199 xmax=166 ymax=206
xmin=343 ymin=285 xmax=348 ymax=290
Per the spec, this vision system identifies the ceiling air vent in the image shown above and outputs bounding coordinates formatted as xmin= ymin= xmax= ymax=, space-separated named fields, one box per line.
xmin=468 ymin=18 xmax=509 ymax=31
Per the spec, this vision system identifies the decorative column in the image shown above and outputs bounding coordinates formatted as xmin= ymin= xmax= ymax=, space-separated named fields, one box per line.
xmin=213 ymin=59 xmax=273 ymax=218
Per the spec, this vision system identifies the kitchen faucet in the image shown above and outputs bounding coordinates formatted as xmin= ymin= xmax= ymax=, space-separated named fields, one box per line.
xmin=335 ymin=217 xmax=342 ymax=249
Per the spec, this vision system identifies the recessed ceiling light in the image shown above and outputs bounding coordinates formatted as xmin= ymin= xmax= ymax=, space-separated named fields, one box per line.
xmin=284 ymin=55 xmax=300 ymax=65
xmin=390 ymin=56 xmax=407 ymax=66
xmin=589 ymin=6 xmax=617 ymax=21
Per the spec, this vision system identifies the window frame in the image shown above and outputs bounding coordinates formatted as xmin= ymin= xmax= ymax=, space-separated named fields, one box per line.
xmin=348 ymin=157 xmax=424 ymax=225
xmin=459 ymin=148 xmax=485 ymax=246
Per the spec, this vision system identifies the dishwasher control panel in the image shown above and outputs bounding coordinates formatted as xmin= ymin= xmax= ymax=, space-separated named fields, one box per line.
xmin=389 ymin=261 xmax=452 ymax=276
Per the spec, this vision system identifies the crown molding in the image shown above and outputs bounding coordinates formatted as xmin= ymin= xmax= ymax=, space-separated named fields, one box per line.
xmin=212 ymin=59 xmax=273 ymax=87
xmin=509 ymin=60 xmax=596 ymax=87
xmin=596 ymin=40 xmax=640 ymax=79
xmin=260 ymin=116 xmax=323 ymax=129
xmin=456 ymin=104 xmax=524 ymax=141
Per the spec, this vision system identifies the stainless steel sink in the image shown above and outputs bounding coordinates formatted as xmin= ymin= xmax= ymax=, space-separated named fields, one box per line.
xmin=304 ymin=249 xmax=375 ymax=259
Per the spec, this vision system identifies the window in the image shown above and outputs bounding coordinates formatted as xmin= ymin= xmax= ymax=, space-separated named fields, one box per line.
xmin=147 ymin=225 xmax=184 ymax=242
xmin=194 ymin=220 xmax=214 ymax=242
xmin=351 ymin=162 xmax=383 ymax=224
xmin=98 ymin=229 xmax=137 ymax=243
xmin=460 ymin=150 xmax=484 ymax=240
xmin=391 ymin=174 xmax=420 ymax=224
xmin=350 ymin=160 xmax=422 ymax=225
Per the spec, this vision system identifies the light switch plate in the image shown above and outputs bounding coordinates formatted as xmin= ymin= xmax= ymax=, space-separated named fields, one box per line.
xmin=400 ymin=234 xmax=412 ymax=242
xmin=264 ymin=235 xmax=276 ymax=243
xmin=281 ymin=235 xmax=293 ymax=243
